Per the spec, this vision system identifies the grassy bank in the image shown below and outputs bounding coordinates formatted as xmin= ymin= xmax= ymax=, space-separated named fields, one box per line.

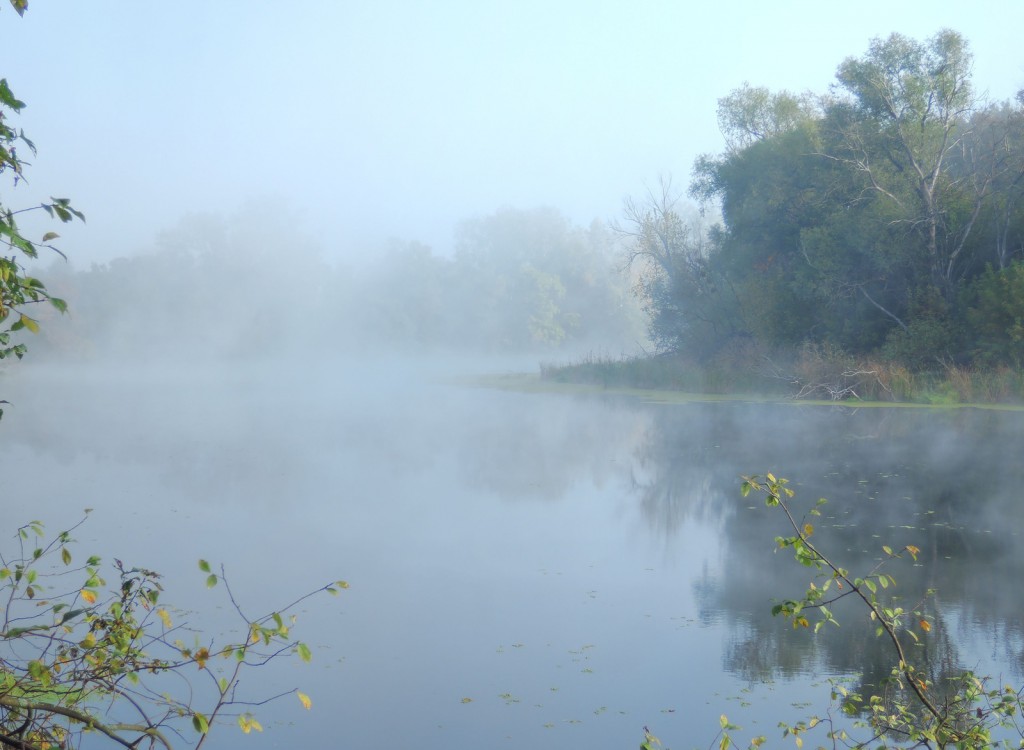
xmin=539 ymin=348 xmax=1024 ymax=406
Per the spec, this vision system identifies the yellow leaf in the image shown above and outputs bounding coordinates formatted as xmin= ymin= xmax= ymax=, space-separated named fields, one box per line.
xmin=803 ymin=523 xmax=814 ymax=537
xmin=20 ymin=314 xmax=39 ymax=334
xmin=237 ymin=714 xmax=263 ymax=734
xmin=460 ymin=697 xmax=473 ymax=704
xmin=297 ymin=691 xmax=312 ymax=710
xmin=919 ymin=619 xmax=931 ymax=632
xmin=157 ymin=609 xmax=172 ymax=629
xmin=80 ymin=590 xmax=97 ymax=604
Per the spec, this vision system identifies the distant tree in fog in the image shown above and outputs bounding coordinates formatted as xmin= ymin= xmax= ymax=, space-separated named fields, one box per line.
xmin=451 ymin=207 xmax=642 ymax=351
xmin=55 ymin=204 xmax=329 ymax=361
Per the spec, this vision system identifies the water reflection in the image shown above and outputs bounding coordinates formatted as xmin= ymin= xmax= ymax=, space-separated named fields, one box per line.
xmin=2 ymin=364 xmax=1022 ymax=748
xmin=629 ymin=401 xmax=1024 ymax=701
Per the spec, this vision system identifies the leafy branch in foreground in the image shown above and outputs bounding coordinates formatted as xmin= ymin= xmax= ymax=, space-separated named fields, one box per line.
xmin=1 ymin=75 xmax=82 ymax=359
xmin=0 ymin=514 xmax=347 ymax=749
xmin=708 ymin=473 xmax=1024 ymax=749
xmin=1 ymin=0 xmax=86 ymax=419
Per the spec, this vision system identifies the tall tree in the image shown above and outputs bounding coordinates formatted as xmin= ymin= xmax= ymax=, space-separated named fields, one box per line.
xmin=829 ymin=30 xmax=980 ymax=292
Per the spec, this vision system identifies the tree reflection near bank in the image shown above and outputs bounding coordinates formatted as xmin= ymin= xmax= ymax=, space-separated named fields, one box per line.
xmin=627 ymin=402 xmax=1024 ymax=707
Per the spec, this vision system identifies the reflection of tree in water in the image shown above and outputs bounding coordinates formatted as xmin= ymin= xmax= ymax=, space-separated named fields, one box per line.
xmin=456 ymin=394 xmax=650 ymax=502
xmin=626 ymin=402 xmax=766 ymax=539
xmin=628 ymin=403 xmax=1024 ymax=705
xmin=630 ymin=455 xmax=731 ymax=540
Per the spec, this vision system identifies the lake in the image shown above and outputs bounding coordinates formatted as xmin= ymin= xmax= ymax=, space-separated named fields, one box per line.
xmin=2 ymin=357 xmax=1023 ymax=749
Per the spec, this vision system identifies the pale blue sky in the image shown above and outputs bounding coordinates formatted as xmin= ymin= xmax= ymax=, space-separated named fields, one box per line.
xmin=5 ymin=1 xmax=1024 ymax=265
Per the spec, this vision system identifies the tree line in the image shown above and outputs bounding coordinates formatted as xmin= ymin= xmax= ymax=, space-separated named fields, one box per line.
xmin=22 ymin=28 xmax=1024 ymax=379
xmin=29 ymin=203 xmax=645 ymax=362
xmin=629 ymin=29 xmax=1024 ymax=372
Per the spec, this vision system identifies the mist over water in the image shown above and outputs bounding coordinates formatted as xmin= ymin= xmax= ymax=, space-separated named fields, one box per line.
xmin=3 ymin=355 xmax=1022 ymax=749
xmin=6 ymin=5 xmax=1024 ymax=748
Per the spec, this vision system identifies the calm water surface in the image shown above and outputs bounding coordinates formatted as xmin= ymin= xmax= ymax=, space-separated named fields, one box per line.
xmin=2 ymin=358 xmax=1023 ymax=748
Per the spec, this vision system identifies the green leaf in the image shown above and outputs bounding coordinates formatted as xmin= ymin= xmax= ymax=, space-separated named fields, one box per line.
xmin=0 ymin=79 xmax=25 ymax=109
xmin=198 ymin=559 xmax=211 ymax=572
xmin=297 ymin=642 xmax=312 ymax=663
xmin=61 ymin=547 xmax=72 ymax=565
xmin=192 ymin=712 xmax=210 ymax=734
xmin=205 ymin=574 xmax=217 ymax=588
xmin=58 ymin=608 xmax=85 ymax=625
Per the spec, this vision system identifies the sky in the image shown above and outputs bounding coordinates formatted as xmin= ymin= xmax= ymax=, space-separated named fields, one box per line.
xmin=5 ymin=1 xmax=1024 ymax=267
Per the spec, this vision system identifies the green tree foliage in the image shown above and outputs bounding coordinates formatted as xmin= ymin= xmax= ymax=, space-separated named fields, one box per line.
xmin=966 ymin=261 xmax=1024 ymax=366
xmin=832 ymin=30 xmax=979 ymax=292
xmin=673 ymin=30 xmax=1024 ymax=371
xmin=713 ymin=82 xmax=816 ymax=155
